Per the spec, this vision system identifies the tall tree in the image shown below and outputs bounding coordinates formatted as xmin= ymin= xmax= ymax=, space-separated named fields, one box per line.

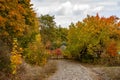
xmin=38 ymin=14 xmax=57 ymax=47
xmin=38 ymin=15 xmax=68 ymax=49
xmin=0 ymin=0 xmax=45 ymax=73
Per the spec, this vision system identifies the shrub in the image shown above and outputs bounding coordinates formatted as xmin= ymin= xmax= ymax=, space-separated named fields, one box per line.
xmin=24 ymin=41 xmax=48 ymax=66
xmin=10 ymin=38 xmax=23 ymax=74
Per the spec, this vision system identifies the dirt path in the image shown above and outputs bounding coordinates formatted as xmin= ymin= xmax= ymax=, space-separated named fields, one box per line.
xmin=47 ymin=60 xmax=101 ymax=80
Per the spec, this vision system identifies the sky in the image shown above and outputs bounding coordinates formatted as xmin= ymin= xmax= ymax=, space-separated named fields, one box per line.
xmin=31 ymin=0 xmax=120 ymax=27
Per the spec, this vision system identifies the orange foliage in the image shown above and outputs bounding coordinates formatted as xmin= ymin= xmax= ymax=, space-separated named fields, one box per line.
xmin=107 ymin=40 xmax=118 ymax=57
xmin=0 ymin=16 xmax=6 ymax=27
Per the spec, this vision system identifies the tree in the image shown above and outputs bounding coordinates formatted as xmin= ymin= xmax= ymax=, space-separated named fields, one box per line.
xmin=38 ymin=14 xmax=57 ymax=45
xmin=0 ymin=0 xmax=39 ymax=47
xmin=0 ymin=0 xmax=46 ymax=74
xmin=38 ymin=14 xmax=69 ymax=53
xmin=67 ymin=14 xmax=120 ymax=62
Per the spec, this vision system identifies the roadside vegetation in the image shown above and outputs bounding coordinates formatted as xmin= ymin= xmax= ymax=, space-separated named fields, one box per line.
xmin=0 ymin=0 xmax=120 ymax=80
xmin=65 ymin=14 xmax=120 ymax=66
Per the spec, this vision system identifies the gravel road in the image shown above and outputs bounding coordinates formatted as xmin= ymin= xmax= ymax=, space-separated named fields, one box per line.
xmin=48 ymin=60 xmax=101 ymax=80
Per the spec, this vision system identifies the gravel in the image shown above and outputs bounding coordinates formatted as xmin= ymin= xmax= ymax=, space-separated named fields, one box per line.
xmin=48 ymin=60 xmax=101 ymax=80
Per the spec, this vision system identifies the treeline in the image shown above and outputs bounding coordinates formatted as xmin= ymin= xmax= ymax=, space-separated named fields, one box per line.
xmin=65 ymin=14 xmax=120 ymax=65
xmin=0 ymin=0 xmax=68 ymax=77
xmin=37 ymin=14 xmax=120 ymax=66
xmin=0 ymin=0 xmax=120 ymax=78
xmin=38 ymin=14 xmax=120 ymax=66
xmin=0 ymin=0 xmax=47 ymax=75
xmin=38 ymin=14 xmax=68 ymax=50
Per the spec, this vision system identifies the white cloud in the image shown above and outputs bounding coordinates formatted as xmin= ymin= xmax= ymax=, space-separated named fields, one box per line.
xmin=31 ymin=0 xmax=120 ymax=27
xmin=55 ymin=1 xmax=73 ymax=15
xmin=93 ymin=6 xmax=104 ymax=12
xmin=73 ymin=4 xmax=90 ymax=11
xmin=55 ymin=2 xmax=90 ymax=16
xmin=55 ymin=15 xmax=85 ymax=27
xmin=98 ymin=2 xmax=118 ymax=6
xmin=61 ymin=1 xmax=72 ymax=8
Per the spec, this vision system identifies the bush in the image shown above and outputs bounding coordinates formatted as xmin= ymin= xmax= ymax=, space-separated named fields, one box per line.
xmin=24 ymin=41 xmax=48 ymax=66
xmin=62 ymin=50 xmax=72 ymax=59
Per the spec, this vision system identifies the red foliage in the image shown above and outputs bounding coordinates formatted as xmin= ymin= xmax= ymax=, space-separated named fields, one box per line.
xmin=55 ymin=48 xmax=62 ymax=56
xmin=50 ymin=48 xmax=62 ymax=56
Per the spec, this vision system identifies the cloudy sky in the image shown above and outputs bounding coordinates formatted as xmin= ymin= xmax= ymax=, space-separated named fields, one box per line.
xmin=31 ymin=0 xmax=120 ymax=27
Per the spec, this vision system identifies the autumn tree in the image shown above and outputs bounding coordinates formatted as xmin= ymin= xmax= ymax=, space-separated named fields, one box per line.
xmin=0 ymin=0 xmax=46 ymax=74
xmin=67 ymin=14 xmax=120 ymax=62
xmin=0 ymin=0 xmax=39 ymax=47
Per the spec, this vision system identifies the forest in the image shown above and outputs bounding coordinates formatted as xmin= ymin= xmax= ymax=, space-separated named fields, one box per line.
xmin=0 ymin=0 xmax=120 ymax=80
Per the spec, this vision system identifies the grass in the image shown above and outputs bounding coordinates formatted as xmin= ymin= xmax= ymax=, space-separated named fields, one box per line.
xmin=82 ymin=63 xmax=120 ymax=80
xmin=40 ymin=60 xmax=57 ymax=79
xmin=0 ymin=60 xmax=57 ymax=80
xmin=97 ymin=67 xmax=120 ymax=80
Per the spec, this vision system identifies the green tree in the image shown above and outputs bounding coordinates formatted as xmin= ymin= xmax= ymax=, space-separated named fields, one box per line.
xmin=38 ymin=14 xmax=57 ymax=45
xmin=38 ymin=14 xmax=68 ymax=50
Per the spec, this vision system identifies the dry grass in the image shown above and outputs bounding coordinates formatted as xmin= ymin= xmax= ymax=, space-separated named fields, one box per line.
xmin=95 ymin=67 xmax=120 ymax=80
xmin=0 ymin=60 xmax=57 ymax=80
xmin=81 ymin=63 xmax=120 ymax=80
xmin=17 ymin=60 xmax=57 ymax=80
xmin=39 ymin=60 xmax=57 ymax=79
xmin=91 ymin=66 xmax=120 ymax=80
